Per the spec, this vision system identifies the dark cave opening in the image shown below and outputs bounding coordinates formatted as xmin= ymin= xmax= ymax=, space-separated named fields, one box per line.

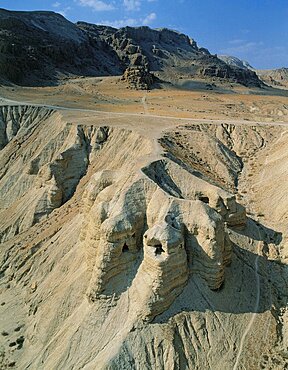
xmin=154 ymin=244 xmax=165 ymax=256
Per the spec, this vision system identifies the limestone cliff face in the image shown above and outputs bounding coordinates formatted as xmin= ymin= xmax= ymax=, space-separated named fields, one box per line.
xmin=79 ymin=148 xmax=244 ymax=321
xmin=0 ymin=9 xmax=262 ymax=87
xmin=257 ymin=67 xmax=288 ymax=88
xmin=1 ymin=106 xmax=287 ymax=369
xmin=121 ymin=66 xmax=154 ymax=90
xmin=198 ymin=55 xmax=261 ymax=87
xmin=80 ymin=23 xmax=262 ymax=87
xmin=0 ymin=105 xmax=109 ymax=242
xmin=0 ymin=105 xmax=244 ymax=322
xmin=0 ymin=105 xmax=53 ymax=149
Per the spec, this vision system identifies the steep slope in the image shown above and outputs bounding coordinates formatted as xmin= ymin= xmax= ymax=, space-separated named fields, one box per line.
xmin=0 ymin=105 xmax=111 ymax=242
xmin=78 ymin=23 xmax=262 ymax=87
xmin=0 ymin=105 xmax=287 ymax=369
xmin=0 ymin=8 xmax=122 ymax=85
xmin=257 ymin=67 xmax=288 ymax=88
xmin=0 ymin=8 xmax=262 ymax=87
xmin=218 ymin=54 xmax=288 ymax=90
xmin=218 ymin=55 xmax=254 ymax=70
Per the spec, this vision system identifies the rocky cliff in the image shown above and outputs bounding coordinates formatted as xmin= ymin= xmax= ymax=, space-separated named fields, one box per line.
xmin=0 ymin=9 xmax=122 ymax=85
xmin=257 ymin=67 xmax=288 ymax=88
xmin=78 ymin=23 xmax=262 ymax=87
xmin=218 ymin=54 xmax=288 ymax=89
xmin=0 ymin=8 xmax=262 ymax=87
xmin=218 ymin=55 xmax=254 ymax=70
xmin=0 ymin=103 xmax=287 ymax=369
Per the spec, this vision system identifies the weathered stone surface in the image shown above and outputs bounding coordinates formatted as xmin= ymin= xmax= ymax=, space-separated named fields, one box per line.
xmin=80 ymin=152 xmax=245 ymax=320
xmin=0 ymin=9 xmax=263 ymax=87
xmin=198 ymin=55 xmax=261 ymax=87
xmin=121 ymin=65 xmax=154 ymax=90
xmin=1 ymin=105 xmax=287 ymax=370
xmin=0 ymin=106 xmax=109 ymax=241
xmin=257 ymin=67 xmax=288 ymax=88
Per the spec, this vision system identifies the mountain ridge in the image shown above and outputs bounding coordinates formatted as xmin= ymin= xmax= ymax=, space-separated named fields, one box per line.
xmin=218 ymin=54 xmax=288 ymax=89
xmin=218 ymin=55 xmax=254 ymax=70
xmin=0 ymin=8 xmax=261 ymax=87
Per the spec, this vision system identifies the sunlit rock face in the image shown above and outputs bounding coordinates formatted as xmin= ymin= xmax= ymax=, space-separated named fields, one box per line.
xmin=80 ymin=154 xmax=245 ymax=321
xmin=18 ymin=107 xmax=288 ymax=370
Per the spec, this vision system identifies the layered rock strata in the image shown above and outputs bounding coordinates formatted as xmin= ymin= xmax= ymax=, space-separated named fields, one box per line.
xmin=80 ymin=155 xmax=245 ymax=321
xmin=121 ymin=66 xmax=154 ymax=90
xmin=10 ymin=107 xmax=288 ymax=370
xmin=0 ymin=9 xmax=262 ymax=87
xmin=0 ymin=105 xmax=109 ymax=241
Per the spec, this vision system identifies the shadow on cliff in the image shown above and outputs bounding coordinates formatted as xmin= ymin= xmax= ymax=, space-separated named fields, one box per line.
xmin=0 ymin=68 xmax=122 ymax=88
xmin=154 ymin=217 xmax=286 ymax=323
xmin=235 ymin=217 xmax=283 ymax=245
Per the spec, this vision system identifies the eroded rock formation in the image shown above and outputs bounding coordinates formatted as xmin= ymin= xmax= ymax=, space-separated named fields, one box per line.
xmin=79 ymin=141 xmax=245 ymax=321
xmin=121 ymin=66 xmax=154 ymax=90
xmin=1 ymin=105 xmax=287 ymax=369
xmin=0 ymin=9 xmax=262 ymax=87
xmin=0 ymin=105 xmax=109 ymax=242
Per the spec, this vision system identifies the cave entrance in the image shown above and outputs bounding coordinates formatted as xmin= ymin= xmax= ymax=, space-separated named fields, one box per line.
xmin=154 ymin=244 xmax=164 ymax=256
xmin=199 ymin=196 xmax=209 ymax=204
xmin=122 ymin=243 xmax=129 ymax=253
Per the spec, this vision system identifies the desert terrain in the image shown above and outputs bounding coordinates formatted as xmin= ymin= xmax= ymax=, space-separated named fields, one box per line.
xmin=0 ymin=75 xmax=287 ymax=370
xmin=1 ymin=76 xmax=288 ymax=122
xmin=0 ymin=8 xmax=288 ymax=370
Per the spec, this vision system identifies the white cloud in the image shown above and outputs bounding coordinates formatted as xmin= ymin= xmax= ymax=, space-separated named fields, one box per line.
xmin=101 ymin=11 xmax=157 ymax=28
xmin=123 ymin=0 xmax=141 ymax=11
xmin=142 ymin=12 xmax=156 ymax=25
xmin=52 ymin=2 xmax=61 ymax=7
xmin=79 ymin=0 xmax=115 ymax=11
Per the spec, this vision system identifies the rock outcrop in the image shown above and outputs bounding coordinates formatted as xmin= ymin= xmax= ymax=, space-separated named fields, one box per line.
xmin=0 ymin=9 xmax=263 ymax=87
xmin=1 ymin=104 xmax=287 ymax=369
xmin=218 ymin=54 xmax=288 ymax=88
xmin=0 ymin=105 xmax=53 ymax=149
xmin=121 ymin=65 xmax=154 ymax=90
xmin=0 ymin=9 xmax=122 ymax=84
xmin=0 ymin=105 xmax=110 ymax=241
xmin=198 ymin=55 xmax=261 ymax=87
xmin=257 ymin=67 xmax=288 ymax=88
xmin=79 ymin=137 xmax=246 ymax=321
xmin=218 ymin=55 xmax=254 ymax=70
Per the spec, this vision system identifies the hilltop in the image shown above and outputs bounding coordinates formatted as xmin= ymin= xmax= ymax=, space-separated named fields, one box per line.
xmin=0 ymin=8 xmax=261 ymax=87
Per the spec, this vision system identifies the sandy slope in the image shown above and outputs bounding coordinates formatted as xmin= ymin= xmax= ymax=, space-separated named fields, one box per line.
xmin=1 ymin=76 xmax=288 ymax=122
xmin=0 ymin=80 xmax=287 ymax=369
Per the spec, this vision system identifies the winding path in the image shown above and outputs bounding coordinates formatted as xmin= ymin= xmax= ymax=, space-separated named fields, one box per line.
xmin=233 ymin=130 xmax=287 ymax=369
xmin=141 ymin=93 xmax=150 ymax=115
xmin=1 ymin=96 xmax=288 ymax=128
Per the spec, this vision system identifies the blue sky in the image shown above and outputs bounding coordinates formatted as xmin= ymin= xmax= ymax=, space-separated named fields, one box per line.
xmin=1 ymin=0 xmax=287 ymax=69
